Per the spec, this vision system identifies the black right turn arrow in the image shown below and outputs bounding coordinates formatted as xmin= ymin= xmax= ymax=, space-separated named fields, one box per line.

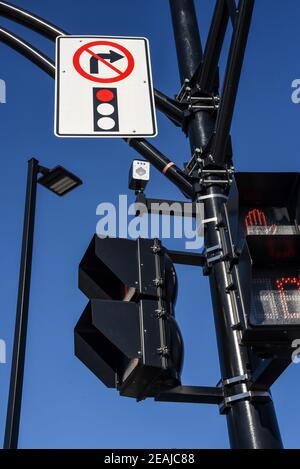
xmin=90 ymin=50 xmax=124 ymax=74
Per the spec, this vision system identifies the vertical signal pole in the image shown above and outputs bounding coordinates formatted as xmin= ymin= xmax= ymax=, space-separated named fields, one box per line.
xmin=169 ymin=0 xmax=283 ymax=448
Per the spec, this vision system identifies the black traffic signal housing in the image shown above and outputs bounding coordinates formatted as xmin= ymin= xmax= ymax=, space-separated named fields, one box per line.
xmin=75 ymin=236 xmax=183 ymax=400
xmin=225 ymin=173 xmax=300 ymax=355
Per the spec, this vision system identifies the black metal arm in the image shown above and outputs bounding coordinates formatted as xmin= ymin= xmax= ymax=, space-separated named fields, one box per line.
xmin=210 ymin=0 xmax=255 ymax=165
xmin=0 ymin=26 xmax=55 ymax=76
xmin=191 ymin=0 xmax=229 ymax=93
xmin=0 ymin=1 xmax=66 ymax=38
xmin=155 ymin=385 xmax=223 ymax=405
xmin=251 ymin=358 xmax=292 ymax=391
xmin=0 ymin=1 xmax=185 ymax=127
xmin=226 ymin=0 xmax=238 ymax=25
xmin=153 ymin=89 xmax=185 ymax=126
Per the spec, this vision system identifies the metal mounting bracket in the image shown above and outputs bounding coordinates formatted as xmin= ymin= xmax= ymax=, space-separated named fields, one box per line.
xmin=155 ymin=385 xmax=224 ymax=405
xmin=176 ymin=78 xmax=192 ymax=103
xmin=188 ymin=95 xmax=220 ymax=113
xmin=198 ymin=167 xmax=234 ymax=188
xmin=135 ymin=192 xmax=199 ymax=218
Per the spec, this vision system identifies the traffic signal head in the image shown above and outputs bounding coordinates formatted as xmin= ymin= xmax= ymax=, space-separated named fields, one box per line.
xmin=75 ymin=236 xmax=183 ymax=400
xmin=225 ymin=173 xmax=300 ymax=354
xmin=236 ymin=235 xmax=300 ymax=353
xmin=226 ymin=173 xmax=300 ymax=253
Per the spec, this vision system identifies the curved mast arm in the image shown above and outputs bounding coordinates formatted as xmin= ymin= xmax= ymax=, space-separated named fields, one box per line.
xmin=0 ymin=1 xmax=66 ymax=38
xmin=0 ymin=26 xmax=55 ymax=76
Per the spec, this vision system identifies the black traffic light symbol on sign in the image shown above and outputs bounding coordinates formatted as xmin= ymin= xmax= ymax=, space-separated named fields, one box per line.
xmin=93 ymin=88 xmax=119 ymax=132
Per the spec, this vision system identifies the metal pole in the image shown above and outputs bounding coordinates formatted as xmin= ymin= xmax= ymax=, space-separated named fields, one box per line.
xmin=169 ymin=0 xmax=283 ymax=448
xmin=210 ymin=0 xmax=256 ymax=165
xmin=0 ymin=1 xmax=66 ymax=39
xmin=196 ymin=0 xmax=229 ymax=92
xmin=4 ymin=158 xmax=39 ymax=449
xmin=0 ymin=27 xmax=55 ymax=76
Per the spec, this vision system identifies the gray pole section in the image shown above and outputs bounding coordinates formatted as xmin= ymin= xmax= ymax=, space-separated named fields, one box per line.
xmin=169 ymin=0 xmax=283 ymax=448
xmin=4 ymin=158 xmax=39 ymax=449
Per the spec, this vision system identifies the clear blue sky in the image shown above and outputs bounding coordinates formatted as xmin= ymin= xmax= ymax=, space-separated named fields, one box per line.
xmin=0 ymin=0 xmax=299 ymax=449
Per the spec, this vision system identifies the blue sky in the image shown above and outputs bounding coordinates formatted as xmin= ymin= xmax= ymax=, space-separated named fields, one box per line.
xmin=0 ymin=0 xmax=299 ymax=449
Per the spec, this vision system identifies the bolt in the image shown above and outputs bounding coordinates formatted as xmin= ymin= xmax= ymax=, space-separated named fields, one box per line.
xmin=155 ymin=308 xmax=167 ymax=319
xmin=157 ymin=346 xmax=169 ymax=357
xmin=154 ymin=278 xmax=163 ymax=287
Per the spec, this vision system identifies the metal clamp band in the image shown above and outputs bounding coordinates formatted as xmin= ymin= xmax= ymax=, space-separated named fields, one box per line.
xmin=197 ymin=194 xmax=228 ymax=202
xmin=219 ymin=391 xmax=271 ymax=414
xmin=162 ymin=162 xmax=175 ymax=174
xmin=200 ymin=179 xmax=231 ymax=185
xmin=207 ymin=253 xmax=224 ymax=264
xmin=201 ymin=217 xmax=218 ymax=225
xmin=205 ymin=240 xmax=228 ymax=265
xmin=205 ymin=244 xmax=222 ymax=254
xmin=222 ymin=374 xmax=249 ymax=386
xmin=224 ymin=391 xmax=271 ymax=406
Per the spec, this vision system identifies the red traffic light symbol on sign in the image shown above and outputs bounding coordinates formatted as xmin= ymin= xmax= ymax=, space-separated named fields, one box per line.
xmin=73 ymin=40 xmax=135 ymax=83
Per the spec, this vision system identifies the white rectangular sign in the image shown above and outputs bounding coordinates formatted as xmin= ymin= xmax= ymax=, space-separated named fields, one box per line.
xmin=55 ymin=36 xmax=157 ymax=138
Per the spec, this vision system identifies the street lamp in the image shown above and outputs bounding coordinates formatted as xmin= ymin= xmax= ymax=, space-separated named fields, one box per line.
xmin=37 ymin=165 xmax=82 ymax=196
xmin=4 ymin=158 xmax=82 ymax=449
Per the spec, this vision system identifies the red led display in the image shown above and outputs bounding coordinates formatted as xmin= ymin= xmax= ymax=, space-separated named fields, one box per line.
xmin=245 ymin=208 xmax=267 ymax=227
xmin=251 ymin=270 xmax=300 ymax=326
xmin=276 ymin=277 xmax=300 ymax=319
xmin=245 ymin=208 xmax=277 ymax=235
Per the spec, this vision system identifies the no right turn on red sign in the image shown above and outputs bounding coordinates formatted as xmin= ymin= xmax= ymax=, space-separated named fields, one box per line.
xmin=55 ymin=36 xmax=157 ymax=138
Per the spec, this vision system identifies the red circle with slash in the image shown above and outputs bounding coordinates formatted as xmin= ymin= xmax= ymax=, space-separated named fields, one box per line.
xmin=73 ymin=40 xmax=135 ymax=83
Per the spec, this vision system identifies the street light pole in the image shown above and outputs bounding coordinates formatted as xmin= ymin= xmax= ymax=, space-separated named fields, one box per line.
xmin=3 ymin=159 xmax=82 ymax=449
xmin=4 ymin=158 xmax=39 ymax=449
xmin=169 ymin=0 xmax=283 ymax=448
